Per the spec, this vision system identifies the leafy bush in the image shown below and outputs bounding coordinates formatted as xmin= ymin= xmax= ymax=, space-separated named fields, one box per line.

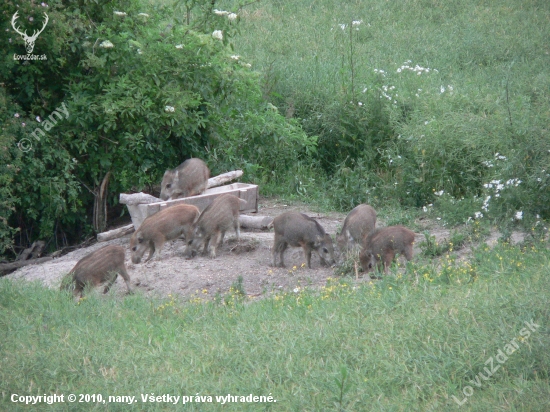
xmin=0 ymin=0 xmax=313 ymax=256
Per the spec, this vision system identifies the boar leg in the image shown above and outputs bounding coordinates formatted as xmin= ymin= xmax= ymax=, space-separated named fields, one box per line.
xmin=144 ymin=241 xmax=156 ymax=263
xmin=208 ymin=231 xmax=222 ymax=258
xmin=404 ymin=244 xmax=413 ymax=261
xmin=234 ymin=220 xmax=240 ymax=241
xmin=118 ymin=266 xmax=133 ymax=294
xmin=273 ymin=239 xmax=287 ymax=267
xmin=103 ymin=271 xmax=119 ymax=294
xmin=303 ymin=245 xmax=313 ymax=269
xmin=383 ymin=251 xmax=395 ymax=273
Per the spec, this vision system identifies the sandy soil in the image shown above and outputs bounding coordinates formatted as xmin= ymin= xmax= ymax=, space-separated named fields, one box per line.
xmin=5 ymin=198 xmax=526 ymax=301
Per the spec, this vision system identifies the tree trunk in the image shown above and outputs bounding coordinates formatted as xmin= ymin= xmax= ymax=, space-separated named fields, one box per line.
xmin=93 ymin=171 xmax=111 ymax=233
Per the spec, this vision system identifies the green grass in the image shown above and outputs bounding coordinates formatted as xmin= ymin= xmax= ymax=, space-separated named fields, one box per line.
xmin=1 ymin=241 xmax=549 ymax=411
xmin=217 ymin=0 xmax=550 ymax=219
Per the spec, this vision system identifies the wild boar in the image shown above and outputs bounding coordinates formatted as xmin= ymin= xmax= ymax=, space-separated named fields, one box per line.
xmin=61 ymin=245 xmax=132 ymax=297
xmin=336 ymin=204 xmax=377 ymax=252
xmin=159 ymin=158 xmax=210 ymax=201
xmin=359 ymin=225 xmax=415 ymax=273
xmin=130 ymin=204 xmax=200 ymax=263
xmin=184 ymin=194 xmax=245 ymax=259
xmin=271 ymin=211 xmax=335 ymax=269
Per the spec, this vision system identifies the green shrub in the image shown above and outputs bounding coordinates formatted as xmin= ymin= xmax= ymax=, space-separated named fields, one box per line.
xmin=0 ymin=0 xmax=314 ymax=256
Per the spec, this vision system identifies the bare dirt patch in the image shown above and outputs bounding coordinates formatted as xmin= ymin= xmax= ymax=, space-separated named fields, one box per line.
xmin=5 ymin=198 xmax=527 ymax=301
xmin=7 ymin=199 xmax=346 ymax=301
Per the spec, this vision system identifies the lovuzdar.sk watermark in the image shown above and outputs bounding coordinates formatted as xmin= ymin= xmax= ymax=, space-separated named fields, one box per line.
xmin=11 ymin=10 xmax=48 ymax=61
xmin=452 ymin=319 xmax=540 ymax=406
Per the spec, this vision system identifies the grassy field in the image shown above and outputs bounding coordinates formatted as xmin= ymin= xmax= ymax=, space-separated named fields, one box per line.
xmin=2 ymin=0 xmax=549 ymax=410
xmin=1 ymin=239 xmax=549 ymax=411
xmin=218 ymin=0 xmax=550 ymax=220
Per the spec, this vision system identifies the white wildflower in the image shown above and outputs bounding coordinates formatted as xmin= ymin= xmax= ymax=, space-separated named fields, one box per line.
xmin=352 ymin=20 xmax=362 ymax=26
xmin=138 ymin=13 xmax=149 ymax=17
xmin=434 ymin=190 xmax=444 ymax=196
xmin=293 ymin=287 xmax=300 ymax=293
xmin=362 ymin=87 xmax=368 ymax=93
xmin=137 ymin=49 xmax=142 ymax=54
xmin=114 ymin=11 xmax=127 ymax=17
xmin=212 ymin=30 xmax=223 ymax=40
xmin=358 ymin=102 xmax=363 ymax=106
xmin=36 ymin=116 xmax=41 ymax=122
xmin=99 ymin=40 xmax=114 ymax=48
xmin=14 ymin=113 xmax=20 ymax=118
xmin=339 ymin=24 xmax=346 ymax=30
xmin=440 ymin=86 xmax=445 ymax=93
xmin=423 ymin=206 xmax=428 ymax=212
xmin=214 ymin=9 xmax=229 ymax=16
xmin=230 ymin=55 xmax=240 ymax=60
xmin=515 ymin=211 xmax=523 ymax=220
xmin=165 ymin=105 xmax=175 ymax=113
xmin=474 ymin=211 xmax=483 ymax=219
xmin=175 ymin=44 xmax=184 ymax=49
xmin=243 ymin=63 xmax=252 ymax=68
xmin=227 ymin=13 xmax=238 ymax=21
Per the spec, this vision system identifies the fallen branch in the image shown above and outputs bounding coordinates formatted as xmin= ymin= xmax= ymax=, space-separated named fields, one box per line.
xmin=97 ymin=223 xmax=135 ymax=242
xmin=17 ymin=240 xmax=46 ymax=261
xmin=0 ymin=257 xmax=53 ymax=276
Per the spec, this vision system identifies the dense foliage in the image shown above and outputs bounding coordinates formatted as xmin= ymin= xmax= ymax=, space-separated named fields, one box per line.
xmin=0 ymin=0 xmax=312 ymax=256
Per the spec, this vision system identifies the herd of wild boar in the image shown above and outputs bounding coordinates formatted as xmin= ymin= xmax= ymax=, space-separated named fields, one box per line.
xmin=62 ymin=159 xmax=416 ymax=297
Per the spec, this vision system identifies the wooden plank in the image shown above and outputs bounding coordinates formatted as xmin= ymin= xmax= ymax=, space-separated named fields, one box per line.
xmin=128 ymin=183 xmax=259 ymax=229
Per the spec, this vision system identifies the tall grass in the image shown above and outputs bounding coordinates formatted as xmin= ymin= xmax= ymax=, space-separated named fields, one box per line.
xmin=219 ymin=0 xmax=550 ymax=221
xmin=1 ymin=241 xmax=549 ymax=411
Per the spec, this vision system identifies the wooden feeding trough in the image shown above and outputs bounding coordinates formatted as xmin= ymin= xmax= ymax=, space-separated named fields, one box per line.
xmin=119 ymin=171 xmax=259 ymax=230
xmin=96 ymin=171 xmax=270 ymax=242
xmin=126 ymin=183 xmax=258 ymax=230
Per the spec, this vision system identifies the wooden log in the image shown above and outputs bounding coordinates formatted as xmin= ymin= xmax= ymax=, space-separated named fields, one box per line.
xmin=206 ymin=170 xmax=243 ymax=189
xmin=119 ymin=192 xmax=161 ymax=205
xmin=239 ymin=215 xmax=273 ymax=230
xmin=16 ymin=240 xmax=46 ymax=261
xmin=0 ymin=256 xmax=54 ymax=276
xmin=97 ymin=223 xmax=135 ymax=242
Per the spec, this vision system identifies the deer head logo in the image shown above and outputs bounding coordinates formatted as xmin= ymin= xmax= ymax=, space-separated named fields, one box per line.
xmin=11 ymin=11 xmax=49 ymax=54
